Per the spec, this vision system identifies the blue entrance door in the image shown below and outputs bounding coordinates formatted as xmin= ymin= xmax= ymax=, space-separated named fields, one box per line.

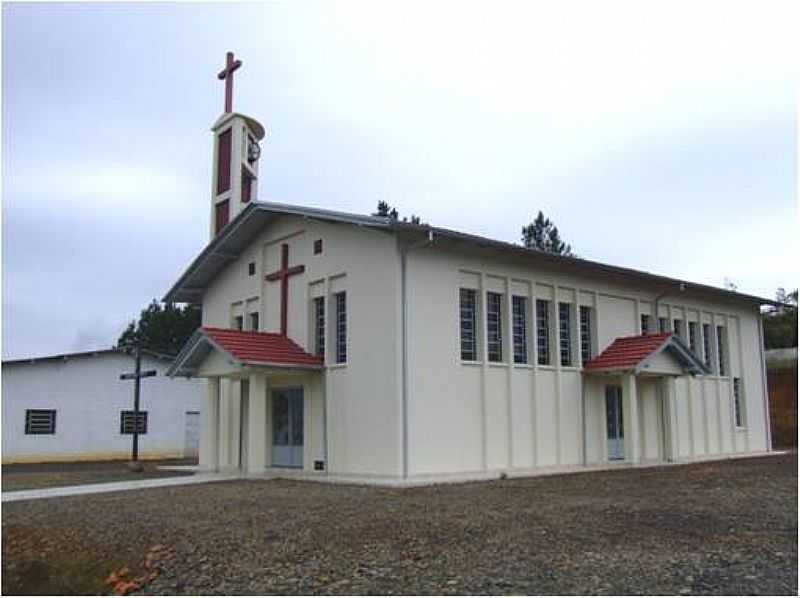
xmin=272 ymin=388 xmax=304 ymax=468
xmin=605 ymin=385 xmax=624 ymax=460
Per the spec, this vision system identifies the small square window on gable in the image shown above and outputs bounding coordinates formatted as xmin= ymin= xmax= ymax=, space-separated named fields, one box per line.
xmin=248 ymin=262 xmax=255 ymax=276
xmin=313 ymin=239 xmax=323 ymax=255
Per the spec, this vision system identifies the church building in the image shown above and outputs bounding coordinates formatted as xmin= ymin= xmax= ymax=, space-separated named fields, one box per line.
xmin=165 ymin=53 xmax=774 ymax=484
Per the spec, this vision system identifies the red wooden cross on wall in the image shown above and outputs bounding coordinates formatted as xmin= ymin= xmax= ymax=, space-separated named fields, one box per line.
xmin=217 ymin=51 xmax=242 ymax=114
xmin=265 ymin=243 xmax=305 ymax=336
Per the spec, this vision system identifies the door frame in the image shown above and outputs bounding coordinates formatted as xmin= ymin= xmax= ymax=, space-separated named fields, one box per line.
xmin=605 ymin=385 xmax=624 ymax=461
xmin=270 ymin=385 xmax=304 ymax=469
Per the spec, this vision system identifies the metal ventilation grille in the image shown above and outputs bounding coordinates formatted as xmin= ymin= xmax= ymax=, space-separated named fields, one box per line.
xmin=25 ymin=409 xmax=56 ymax=435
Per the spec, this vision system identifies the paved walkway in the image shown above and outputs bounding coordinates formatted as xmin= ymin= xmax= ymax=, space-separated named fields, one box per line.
xmin=1 ymin=472 xmax=241 ymax=503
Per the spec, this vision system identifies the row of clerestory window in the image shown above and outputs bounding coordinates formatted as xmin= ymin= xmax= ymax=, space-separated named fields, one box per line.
xmin=460 ymin=289 xmax=593 ymax=367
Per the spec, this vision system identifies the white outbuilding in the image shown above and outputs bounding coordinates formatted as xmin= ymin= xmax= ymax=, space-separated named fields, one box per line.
xmin=2 ymin=349 xmax=204 ymax=464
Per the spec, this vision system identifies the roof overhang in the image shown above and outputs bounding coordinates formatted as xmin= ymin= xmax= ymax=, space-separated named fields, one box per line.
xmin=584 ymin=333 xmax=711 ymax=377
xmin=637 ymin=334 xmax=711 ymax=376
xmin=394 ymin=224 xmax=777 ymax=308
xmin=211 ymin=112 xmax=266 ymax=140
xmin=167 ymin=327 xmax=325 ymax=378
xmin=163 ymin=202 xmax=395 ymax=304
xmin=163 ymin=201 xmax=777 ymax=308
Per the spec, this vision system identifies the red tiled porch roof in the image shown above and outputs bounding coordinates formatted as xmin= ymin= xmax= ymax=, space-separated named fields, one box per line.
xmin=583 ymin=332 xmax=673 ymax=372
xmin=202 ymin=327 xmax=324 ymax=368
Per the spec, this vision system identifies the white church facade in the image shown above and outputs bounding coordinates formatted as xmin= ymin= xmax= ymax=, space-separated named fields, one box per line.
xmin=165 ymin=53 xmax=774 ymax=484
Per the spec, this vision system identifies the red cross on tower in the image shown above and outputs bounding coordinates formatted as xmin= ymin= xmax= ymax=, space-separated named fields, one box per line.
xmin=217 ymin=51 xmax=242 ymax=113
xmin=265 ymin=244 xmax=305 ymax=336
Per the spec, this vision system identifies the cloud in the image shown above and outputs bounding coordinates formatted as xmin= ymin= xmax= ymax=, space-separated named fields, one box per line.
xmin=2 ymin=1 xmax=797 ymax=359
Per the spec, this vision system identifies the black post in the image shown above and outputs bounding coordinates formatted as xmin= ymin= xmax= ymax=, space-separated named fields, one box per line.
xmin=132 ymin=343 xmax=141 ymax=463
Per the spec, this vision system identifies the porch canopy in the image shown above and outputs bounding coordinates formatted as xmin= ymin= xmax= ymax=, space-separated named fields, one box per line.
xmin=167 ymin=327 xmax=324 ymax=378
xmin=583 ymin=332 xmax=710 ymax=465
xmin=583 ymin=332 xmax=710 ymax=377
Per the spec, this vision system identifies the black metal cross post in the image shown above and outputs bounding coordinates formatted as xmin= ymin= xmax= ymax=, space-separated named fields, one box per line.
xmin=120 ymin=344 xmax=157 ymax=463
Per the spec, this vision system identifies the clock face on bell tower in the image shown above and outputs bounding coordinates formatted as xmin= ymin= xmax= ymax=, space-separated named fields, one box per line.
xmin=209 ymin=51 xmax=267 ymax=239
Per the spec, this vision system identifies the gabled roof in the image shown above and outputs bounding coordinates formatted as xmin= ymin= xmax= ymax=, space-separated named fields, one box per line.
xmin=164 ymin=202 xmax=394 ymax=303
xmin=163 ymin=201 xmax=777 ymax=306
xmin=167 ymin=326 xmax=324 ymax=377
xmin=583 ymin=332 xmax=710 ymax=375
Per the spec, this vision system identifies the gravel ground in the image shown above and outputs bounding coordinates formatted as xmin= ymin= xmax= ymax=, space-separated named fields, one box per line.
xmin=1 ymin=459 xmax=196 ymax=492
xmin=2 ymin=453 xmax=796 ymax=595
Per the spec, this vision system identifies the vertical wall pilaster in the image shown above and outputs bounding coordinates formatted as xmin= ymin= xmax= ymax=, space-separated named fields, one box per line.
xmin=479 ymin=272 xmax=488 ymax=470
xmin=529 ymin=279 xmax=538 ymax=468
xmin=666 ymin=376 xmax=679 ymax=461
xmin=504 ymin=277 xmax=514 ymax=469
xmin=218 ymin=379 xmax=232 ymax=468
xmin=247 ymin=373 xmax=268 ymax=474
xmin=622 ymin=373 xmax=640 ymax=464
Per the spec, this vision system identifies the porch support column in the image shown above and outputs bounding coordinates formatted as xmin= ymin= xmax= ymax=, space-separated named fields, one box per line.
xmin=622 ymin=372 xmax=641 ymax=464
xmin=247 ymin=372 xmax=268 ymax=474
xmin=666 ymin=376 xmax=679 ymax=462
xmin=218 ymin=380 xmax=232 ymax=468
xmin=200 ymin=377 xmax=220 ymax=471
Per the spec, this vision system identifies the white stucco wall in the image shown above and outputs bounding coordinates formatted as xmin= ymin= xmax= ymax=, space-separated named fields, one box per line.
xmin=201 ymin=214 xmax=402 ymax=476
xmin=404 ymin=242 xmax=770 ymax=477
xmin=2 ymin=352 xmax=204 ymax=463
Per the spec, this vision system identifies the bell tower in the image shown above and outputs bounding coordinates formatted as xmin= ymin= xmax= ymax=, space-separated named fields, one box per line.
xmin=210 ymin=51 xmax=267 ymax=239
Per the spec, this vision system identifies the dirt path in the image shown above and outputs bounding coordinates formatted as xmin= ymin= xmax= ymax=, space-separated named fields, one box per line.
xmin=1 ymin=459 xmax=196 ymax=492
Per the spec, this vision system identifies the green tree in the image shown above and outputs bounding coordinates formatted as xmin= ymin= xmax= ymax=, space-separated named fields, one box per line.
xmin=373 ymin=200 xmax=398 ymax=220
xmin=372 ymin=201 xmax=423 ymax=225
xmin=521 ymin=211 xmax=574 ymax=256
xmin=763 ymin=288 xmax=798 ymax=349
xmin=117 ymin=300 xmax=201 ymax=356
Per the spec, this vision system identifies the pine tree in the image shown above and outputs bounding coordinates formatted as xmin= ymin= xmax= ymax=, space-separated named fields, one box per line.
xmin=373 ymin=201 xmax=419 ymax=224
xmin=521 ymin=211 xmax=574 ymax=256
xmin=763 ymin=288 xmax=798 ymax=349
xmin=117 ymin=300 xmax=201 ymax=355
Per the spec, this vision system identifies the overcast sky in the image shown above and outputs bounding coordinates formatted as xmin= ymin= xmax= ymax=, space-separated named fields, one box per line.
xmin=2 ymin=1 xmax=797 ymax=359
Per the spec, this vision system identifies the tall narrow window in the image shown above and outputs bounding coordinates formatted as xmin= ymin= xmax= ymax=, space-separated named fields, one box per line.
xmin=486 ymin=292 xmax=503 ymax=362
xmin=460 ymin=288 xmax=477 ymax=361
xmin=314 ymin=297 xmax=325 ymax=358
xmin=215 ymin=199 xmax=230 ymax=235
xmin=241 ymin=168 xmax=253 ymax=203
xmin=536 ymin=299 xmax=550 ymax=365
xmin=641 ymin=314 xmax=651 ymax=335
xmin=580 ymin=305 xmax=592 ymax=363
xmin=249 ymin=312 xmax=259 ymax=332
xmin=120 ymin=411 xmax=148 ymax=435
xmin=559 ymin=303 xmax=572 ymax=366
xmin=702 ymin=323 xmax=712 ymax=370
xmin=25 ymin=409 xmax=56 ymax=435
xmin=673 ymin=319 xmax=684 ymax=339
xmin=733 ymin=378 xmax=744 ymax=427
xmin=335 ymin=292 xmax=347 ymax=364
xmin=688 ymin=322 xmax=698 ymax=354
xmin=658 ymin=317 xmax=668 ymax=333
xmin=216 ymin=128 xmax=232 ymax=194
xmin=716 ymin=325 xmax=726 ymax=376
xmin=512 ymin=296 xmax=528 ymax=364
xmin=233 ymin=315 xmax=243 ymax=331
